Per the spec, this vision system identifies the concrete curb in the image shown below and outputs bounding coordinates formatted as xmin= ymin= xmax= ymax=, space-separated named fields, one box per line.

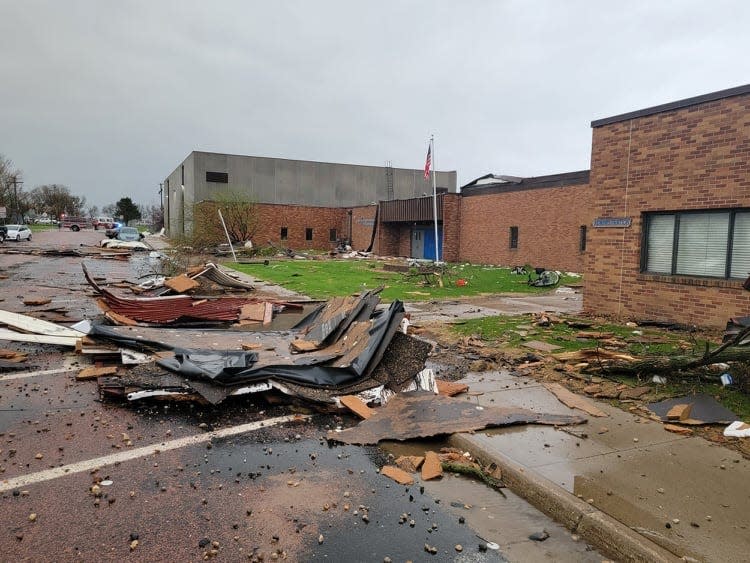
xmin=448 ymin=433 xmax=682 ymax=563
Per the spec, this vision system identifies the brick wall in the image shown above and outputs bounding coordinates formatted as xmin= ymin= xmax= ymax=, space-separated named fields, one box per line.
xmin=253 ymin=204 xmax=346 ymax=250
xmin=442 ymin=193 xmax=461 ymax=262
xmin=458 ymin=184 xmax=593 ymax=271
xmin=585 ymin=94 xmax=750 ymax=327
xmin=349 ymin=205 xmax=377 ymax=251
xmin=378 ymin=223 xmax=412 ymax=257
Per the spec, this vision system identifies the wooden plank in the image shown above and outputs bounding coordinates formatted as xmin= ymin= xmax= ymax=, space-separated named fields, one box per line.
xmin=22 ymin=297 xmax=52 ymax=306
xmin=380 ymin=465 xmax=414 ymax=485
xmin=543 ymin=382 xmax=608 ymax=417
xmin=290 ymin=339 xmax=319 ymax=352
xmin=576 ymin=331 xmax=615 ymax=339
xmin=435 ymin=379 xmax=469 ymax=397
xmin=421 ymin=451 xmax=443 ymax=481
xmin=262 ymin=302 xmax=274 ymax=326
xmin=76 ymin=366 xmax=118 ymax=380
xmin=0 ymin=328 xmax=79 ymax=347
xmin=663 ymin=424 xmax=694 ymax=436
xmin=0 ymin=349 xmax=27 ymax=361
xmin=239 ymin=302 xmax=266 ymax=322
xmin=339 ymin=395 xmax=375 ymax=419
xmin=521 ymin=340 xmax=562 ymax=353
xmin=395 ymin=455 xmax=424 ymax=473
xmin=666 ymin=403 xmax=693 ymax=421
xmin=164 ymin=274 xmax=200 ymax=293
xmin=0 ymin=309 xmax=85 ymax=338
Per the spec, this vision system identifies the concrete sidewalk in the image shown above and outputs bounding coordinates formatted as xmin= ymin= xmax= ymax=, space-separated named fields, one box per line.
xmin=450 ymin=370 xmax=750 ymax=562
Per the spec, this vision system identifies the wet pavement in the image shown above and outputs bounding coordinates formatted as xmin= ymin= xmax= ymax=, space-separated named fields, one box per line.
xmin=1 ymin=229 xmax=601 ymax=561
xmin=452 ymin=370 xmax=750 ymax=562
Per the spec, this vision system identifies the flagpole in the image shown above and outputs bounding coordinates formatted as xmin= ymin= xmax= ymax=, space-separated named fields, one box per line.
xmin=430 ymin=135 xmax=440 ymax=263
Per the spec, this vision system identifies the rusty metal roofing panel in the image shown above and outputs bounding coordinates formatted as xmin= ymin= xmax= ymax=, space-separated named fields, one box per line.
xmin=99 ymin=289 xmax=260 ymax=323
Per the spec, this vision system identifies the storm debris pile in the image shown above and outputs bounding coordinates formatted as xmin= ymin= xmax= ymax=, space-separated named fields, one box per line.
xmin=82 ymin=261 xmax=302 ymax=327
xmin=0 ymin=285 xmax=435 ymax=409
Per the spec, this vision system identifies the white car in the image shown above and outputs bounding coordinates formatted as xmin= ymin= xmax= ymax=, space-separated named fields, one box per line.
xmin=5 ymin=224 xmax=32 ymax=241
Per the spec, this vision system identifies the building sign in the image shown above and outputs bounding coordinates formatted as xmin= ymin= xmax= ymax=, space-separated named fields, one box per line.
xmin=357 ymin=218 xmax=375 ymax=226
xmin=593 ymin=217 xmax=631 ymax=228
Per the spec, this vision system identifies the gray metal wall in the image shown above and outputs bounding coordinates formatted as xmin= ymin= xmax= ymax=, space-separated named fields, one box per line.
xmin=178 ymin=151 xmax=456 ymax=207
xmin=163 ymin=152 xmax=196 ymax=235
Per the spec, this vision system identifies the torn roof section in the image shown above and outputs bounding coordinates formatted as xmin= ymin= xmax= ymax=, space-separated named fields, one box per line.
xmin=460 ymin=170 xmax=590 ymax=196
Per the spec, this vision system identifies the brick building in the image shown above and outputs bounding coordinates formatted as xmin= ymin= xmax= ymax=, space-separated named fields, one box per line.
xmin=584 ymin=84 xmax=750 ymax=327
xmin=457 ymin=172 xmax=592 ymax=272
xmin=163 ymin=151 xmax=456 ymax=248
xmin=163 ymin=85 xmax=750 ymax=328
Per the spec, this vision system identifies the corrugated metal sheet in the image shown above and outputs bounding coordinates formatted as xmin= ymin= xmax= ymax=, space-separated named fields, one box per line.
xmin=379 ymin=194 xmax=444 ymax=223
xmin=99 ymin=290 xmax=258 ymax=323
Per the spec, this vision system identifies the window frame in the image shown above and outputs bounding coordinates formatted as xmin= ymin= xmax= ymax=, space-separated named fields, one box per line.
xmin=305 ymin=227 xmax=313 ymax=241
xmin=280 ymin=227 xmax=288 ymax=241
xmin=579 ymin=225 xmax=587 ymax=252
xmin=641 ymin=208 xmax=749 ymax=279
xmin=206 ymin=171 xmax=229 ymax=183
xmin=509 ymin=226 xmax=519 ymax=250
xmin=329 ymin=228 xmax=337 ymax=242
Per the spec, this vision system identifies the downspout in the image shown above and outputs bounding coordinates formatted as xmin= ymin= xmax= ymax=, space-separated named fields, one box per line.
xmin=617 ymin=120 xmax=634 ymax=316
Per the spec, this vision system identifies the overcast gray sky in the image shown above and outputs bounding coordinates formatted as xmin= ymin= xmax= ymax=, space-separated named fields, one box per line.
xmin=1 ymin=1 xmax=749 ymax=210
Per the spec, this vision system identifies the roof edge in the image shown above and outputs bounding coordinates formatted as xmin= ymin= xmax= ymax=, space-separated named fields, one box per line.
xmin=189 ymin=150 xmax=457 ymax=174
xmin=461 ymin=169 xmax=590 ymax=191
xmin=591 ymin=84 xmax=750 ymax=128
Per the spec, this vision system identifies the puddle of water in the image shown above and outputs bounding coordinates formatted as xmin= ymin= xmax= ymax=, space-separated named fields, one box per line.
xmin=380 ymin=440 xmax=602 ymax=562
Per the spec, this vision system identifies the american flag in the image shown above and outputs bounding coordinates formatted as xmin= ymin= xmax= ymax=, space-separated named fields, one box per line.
xmin=424 ymin=144 xmax=431 ymax=180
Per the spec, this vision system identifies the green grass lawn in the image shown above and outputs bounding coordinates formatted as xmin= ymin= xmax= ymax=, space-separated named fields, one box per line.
xmin=228 ymin=259 xmax=581 ymax=301
xmin=451 ymin=314 xmax=750 ymax=420
xmin=450 ymin=315 xmax=700 ymax=355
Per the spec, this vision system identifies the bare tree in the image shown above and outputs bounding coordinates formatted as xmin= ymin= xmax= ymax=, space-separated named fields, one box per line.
xmin=0 ymin=154 xmax=24 ymax=221
xmin=28 ymin=184 xmax=86 ymax=219
xmin=192 ymin=191 xmax=259 ymax=248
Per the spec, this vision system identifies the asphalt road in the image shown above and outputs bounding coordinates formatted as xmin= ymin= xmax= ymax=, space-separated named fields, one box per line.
xmin=0 ymin=229 xmax=599 ymax=562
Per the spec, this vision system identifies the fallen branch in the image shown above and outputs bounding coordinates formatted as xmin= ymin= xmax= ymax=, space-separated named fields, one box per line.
xmin=442 ymin=461 xmax=507 ymax=498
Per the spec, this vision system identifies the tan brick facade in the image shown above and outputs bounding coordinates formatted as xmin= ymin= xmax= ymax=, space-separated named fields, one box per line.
xmin=457 ymin=183 xmax=593 ymax=272
xmin=585 ymin=93 xmax=750 ymax=327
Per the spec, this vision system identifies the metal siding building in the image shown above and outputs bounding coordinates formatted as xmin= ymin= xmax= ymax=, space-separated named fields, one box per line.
xmin=163 ymin=151 xmax=457 ymax=236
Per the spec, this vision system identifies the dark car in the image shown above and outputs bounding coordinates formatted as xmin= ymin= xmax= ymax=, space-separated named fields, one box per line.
xmin=0 ymin=225 xmax=6 ymax=243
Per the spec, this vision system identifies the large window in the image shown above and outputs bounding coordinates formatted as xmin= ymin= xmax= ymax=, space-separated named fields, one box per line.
xmin=206 ymin=171 xmax=228 ymax=183
xmin=509 ymin=226 xmax=519 ymax=249
xmin=642 ymin=210 xmax=750 ymax=279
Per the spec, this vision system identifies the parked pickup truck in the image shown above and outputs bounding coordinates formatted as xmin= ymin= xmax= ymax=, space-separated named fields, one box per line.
xmin=0 ymin=224 xmax=7 ymax=242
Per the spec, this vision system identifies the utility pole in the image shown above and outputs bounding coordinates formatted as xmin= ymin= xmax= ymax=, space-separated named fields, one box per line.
xmin=11 ymin=175 xmax=23 ymax=222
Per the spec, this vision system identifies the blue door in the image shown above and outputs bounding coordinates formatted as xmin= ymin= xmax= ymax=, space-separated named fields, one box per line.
xmin=422 ymin=227 xmax=443 ymax=261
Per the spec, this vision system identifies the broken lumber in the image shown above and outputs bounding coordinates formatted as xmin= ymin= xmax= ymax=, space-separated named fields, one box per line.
xmin=421 ymin=451 xmax=443 ymax=481
xmin=663 ymin=424 xmax=694 ymax=436
xmin=576 ymin=331 xmax=615 ymax=339
xmin=395 ymin=456 xmax=424 ymax=473
xmin=666 ymin=403 xmax=693 ymax=421
xmin=164 ymin=274 xmax=200 ymax=293
xmin=435 ymin=379 xmax=469 ymax=397
xmin=76 ymin=366 xmax=118 ymax=380
xmin=543 ymin=382 xmax=608 ymax=417
xmin=339 ymin=395 xmax=375 ymax=419
xmin=380 ymin=465 xmax=414 ymax=485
